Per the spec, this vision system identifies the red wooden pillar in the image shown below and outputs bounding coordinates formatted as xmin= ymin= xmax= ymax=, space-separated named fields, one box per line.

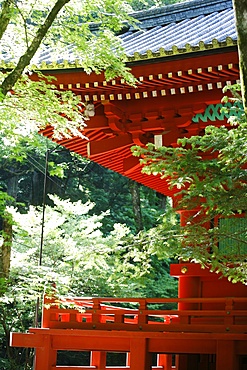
xmin=130 ymin=338 xmax=152 ymax=370
xmin=157 ymin=354 xmax=173 ymax=369
xmin=90 ymin=351 xmax=107 ymax=369
xmin=176 ymin=208 xmax=210 ymax=310
xmin=216 ymin=340 xmax=238 ymax=370
xmin=34 ymin=335 xmax=57 ymax=370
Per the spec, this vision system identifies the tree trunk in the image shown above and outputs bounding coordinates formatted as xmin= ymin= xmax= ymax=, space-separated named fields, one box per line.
xmin=6 ymin=174 xmax=19 ymax=199
xmin=129 ymin=180 xmax=143 ymax=232
xmin=0 ymin=212 xmax=13 ymax=279
xmin=31 ymin=170 xmax=44 ymax=205
xmin=233 ymin=0 xmax=247 ymax=113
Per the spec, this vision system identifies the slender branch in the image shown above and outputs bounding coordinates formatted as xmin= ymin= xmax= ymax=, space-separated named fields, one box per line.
xmin=14 ymin=2 xmax=30 ymax=48
xmin=0 ymin=0 xmax=70 ymax=97
xmin=0 ymin=0 xmax=13 ymax=41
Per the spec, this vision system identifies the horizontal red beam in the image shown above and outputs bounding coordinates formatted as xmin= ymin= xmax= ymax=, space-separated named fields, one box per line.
xmin=11 ymin=329 xmax=247 ymax=355
xmin=10 ymin=332 xmax=44 ymax=348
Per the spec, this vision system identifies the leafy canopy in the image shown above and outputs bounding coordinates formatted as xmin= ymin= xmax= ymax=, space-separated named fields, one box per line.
xmin=0 ymin=0 xmax=136 ymax=147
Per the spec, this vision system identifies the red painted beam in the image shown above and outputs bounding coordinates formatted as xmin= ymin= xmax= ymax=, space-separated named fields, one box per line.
xmin=10 ymin=332 xmax=44 ymax=348
xmin=11 ymin=329 xmax=247 ymax=355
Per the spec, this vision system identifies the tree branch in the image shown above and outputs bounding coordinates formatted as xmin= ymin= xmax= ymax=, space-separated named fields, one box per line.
xmin=0 ymin=0 xmax=70 ymax=97
xmin=14 ymin=1 xmax=30 ymax=48
xmin=0 ymin=0 xmax=13 ymax=41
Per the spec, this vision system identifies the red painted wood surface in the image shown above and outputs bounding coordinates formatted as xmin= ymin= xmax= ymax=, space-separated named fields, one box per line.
xmin=10 ymin=293 xmax=247 ymax=369
xmin=40 ymin=295 xmax=247 ymax=334
xmin=40 ymin=50 xmax=240 ymax=196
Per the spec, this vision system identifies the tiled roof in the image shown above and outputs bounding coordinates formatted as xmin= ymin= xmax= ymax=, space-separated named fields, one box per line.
xmin=0 ymin=0 xmax=237 ymax=68
xmin=122 ymin=0 xmax=236 ymax=61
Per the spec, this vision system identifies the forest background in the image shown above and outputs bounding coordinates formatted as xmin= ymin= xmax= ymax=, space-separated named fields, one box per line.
xmin=0 ymin=0 xmax=182 ymax=368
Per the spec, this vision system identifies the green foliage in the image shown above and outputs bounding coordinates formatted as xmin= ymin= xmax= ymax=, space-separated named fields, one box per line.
xmin=132 ymin=85 xmax=247 ymax=284
xmin=0 ymin=72 xmax=87 ymax=146
xmin=8 ymin=194 xmax=172 ymax=296
xmin=130 ymin=0 xmax=186 ymax=11
xmin=0 ymin=0 xmax=137 ymax=156
xmin=0 ymin=194 xmax=176 ymax=367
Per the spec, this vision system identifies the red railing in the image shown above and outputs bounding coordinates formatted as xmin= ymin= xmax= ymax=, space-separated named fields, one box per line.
xmin=42 ymin=296 xmax=247 ymax=333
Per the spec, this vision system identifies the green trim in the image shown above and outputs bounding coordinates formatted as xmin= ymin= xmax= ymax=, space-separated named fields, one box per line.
xmin=218 ymin=217 xmax=247 ymax=256
xmin=192 ymin=101 xmax=243 ymax=123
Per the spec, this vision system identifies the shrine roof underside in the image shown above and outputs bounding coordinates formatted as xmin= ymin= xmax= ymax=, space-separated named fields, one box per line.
xmin=7 ymin=0 xmax=241 ymax=196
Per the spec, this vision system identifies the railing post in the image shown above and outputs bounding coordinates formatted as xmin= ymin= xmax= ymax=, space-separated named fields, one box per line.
xmin=90 ymin=351 xmax=106 ymax=369
xmin=138 ymin=299 xmax=148 ymax=328
xmin=130 ymin=338 xmax=152 ymax=370
xmin=92 ymin=298 xmax=101 ymax=325
xmin=224 ymin=298 xmax=234 ymax=327
xmin=157 ymin=354 xmax=173 ymax=369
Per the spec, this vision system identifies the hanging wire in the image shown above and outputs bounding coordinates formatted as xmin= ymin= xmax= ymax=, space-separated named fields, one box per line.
xmin=26 ymin=153 xmax=64 ymax=190
xmin=34 ymin=146 xmax=61 ymax=327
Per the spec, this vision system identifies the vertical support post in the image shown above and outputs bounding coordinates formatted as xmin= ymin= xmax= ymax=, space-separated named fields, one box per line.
xmin=92 ymin=298 xmax=101 ymax=325
xmin=216 ymin=340 xmax=238 ymax=370
xmin=157 ymin=354 xmax=173 ymax=369
xmin=138 ymin=299 xmax=148 ymax=327
xmin=34 ymin=335 xmax=57 ymax=370
xmin=130 ymin=338 xmax=152 ymax=370
xmin=224 ymin=298 xmax=234 ymax=327
xmin=90 ymin=351 xmax=107 ymax=369
xmin=126 ymin=352 xmax=130 ymax=366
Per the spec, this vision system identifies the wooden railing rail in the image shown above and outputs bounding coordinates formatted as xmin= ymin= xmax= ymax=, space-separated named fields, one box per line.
xmin=42 ymin=296 xmax=247 ymax=333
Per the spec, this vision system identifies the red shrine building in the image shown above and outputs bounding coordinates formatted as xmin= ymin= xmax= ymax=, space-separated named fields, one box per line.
xmin=10 ymin=0 xmax=247 ymax=369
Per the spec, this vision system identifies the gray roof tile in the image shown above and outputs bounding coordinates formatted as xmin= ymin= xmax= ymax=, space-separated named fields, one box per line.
xmin=121 ymin=7 xmax=236 ymax=57
xmin=1 ymin=0 xmax=236 ymax=68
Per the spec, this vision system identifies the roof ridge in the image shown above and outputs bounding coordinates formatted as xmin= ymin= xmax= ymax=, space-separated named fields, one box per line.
xmin=130 ymin=0 xmax=233 ymax=29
